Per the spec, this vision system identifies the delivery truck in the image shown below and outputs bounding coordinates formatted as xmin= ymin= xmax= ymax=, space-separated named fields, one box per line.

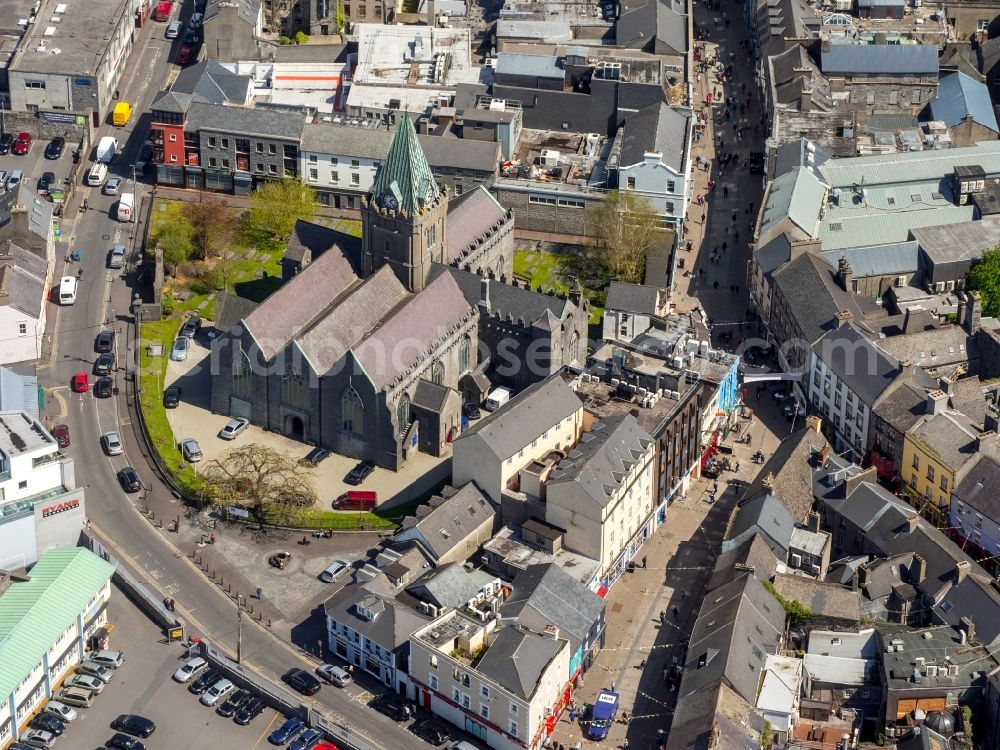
xmin=117 ymin=193 xmax=135 ymax=222
xmin=588 ymin=690 xmax=619 ymax=740
xmin=113 ymin=102 xmax=132 ymax=126
xmin=96 ymin=136 xmax=118 ymax=164
xmin=154 ymin=0 xmax=172 ymax=20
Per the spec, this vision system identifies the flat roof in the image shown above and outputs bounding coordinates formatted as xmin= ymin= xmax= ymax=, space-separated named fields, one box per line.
xmin=9 ymin=0 xmax=131 ymax=76
xmin=353 ymin=24 xmax=480 ymax=88
xmin=0 ymin=411 xmax=55 ymax=456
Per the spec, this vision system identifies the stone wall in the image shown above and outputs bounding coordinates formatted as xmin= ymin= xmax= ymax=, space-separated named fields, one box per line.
xmin=492 ymin=185 xmax=602 ymax=236
xmin=3 ymin=110 xmax=92 ymax=143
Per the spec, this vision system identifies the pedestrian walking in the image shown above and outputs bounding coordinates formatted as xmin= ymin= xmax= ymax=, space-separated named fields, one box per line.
xmin=672 ymin=606 xmax=680 ymax=619
xmin=642 ymin=555 xmax=647 ymax=568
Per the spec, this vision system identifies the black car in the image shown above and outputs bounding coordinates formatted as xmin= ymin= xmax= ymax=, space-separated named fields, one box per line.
xmin=234 ymin=697 xmax=265 ymax=725
xmin=163 ymin=385 xmax=181 ymax=408
xmin=107 ymin=733 xmax=146 ymax=750
xmin=462 ymin=402 xmax=481 ymax=420
xmin=189 ymin=668 xmax=221 ymax=694
xmin=371 ymin=691 xmax=413 ymax=722
xmin=95 ymin=353 xmax=115 ymax=376
xmin=96 ymin=330 xmax=115 ymax=353
xmin=45 ymin=137 xmax=65 ymax=160
xmin=216 ymin=688 xmax=252 ymax=717
xmin=111 ymin=715 xmax=156 ymax=738
xmin=37 ymin=171 xmax=55 ymax=195
xmin=180 ymin=314 xmax=201 ymax=338
xmin=344 ymin=460 xmax=374 ymax=486
xmin=30 ymin=714 xmax=65 ymax=737
xmin=0 ymin=133 xmax=13 ymax=154
xmin=302 ymin=447 xmax=330 ymax=466
xmin=95 ymin=378 xmax=113 ymax=398
xmin=283 ymin=668 xmax=321 ymax=696
xmin=117 ymin=466 xmax=141 ymax=493
xmin=183 ymin=27 xmax=201 ymax=43
xmin=412 ymin=719 xmax=450 ymax=746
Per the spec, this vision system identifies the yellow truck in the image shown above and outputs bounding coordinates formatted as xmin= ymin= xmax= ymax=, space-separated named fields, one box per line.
xmin=112 ymin=102 xmax=131 ymax=126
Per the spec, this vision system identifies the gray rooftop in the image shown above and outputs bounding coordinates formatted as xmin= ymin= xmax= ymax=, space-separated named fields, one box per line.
xmin=618 ymin=101 xmax=691 ymax=173
xmin=821 ymin=43 xmax=939 ymax=76
xmin=439 ymin=268 xmax=572 ymax=325
xmin=0 ymin=411 xmax=55 ymax=457
xmin=605 ymin=281 xmax=660 ymax=316
xmin=909 ymin=410 xmax=983 ymax=474
xmin=723 ymin=492 xmax=795 ymax=559
xmin=397 ymin=483 xmax=495 ymax=563
xmin=741 ymin=427 xmax=828 ymax=524
xmin=152 ymin=60 xmax=252 ymax=115
xmin=819 ymin=241 xmax=920 ymax=279
xmin=204 ymin=0 xmax=262 ymax=25
xmin=323 ymin=577 xmax=431 ymax=651
xmin=495 ymin=53 xmax=563 ymax=81
xmin=475 ymin=625 xmax=566 ymax=699
xmin=772 ymin=572 xmax=861 ymax=621
xmin=953 ymin=455 xmax=1000 ymax=522
xmin=500 ymin=563 xmax=604 ymax=651
xmin=812 ymin=322 xmax=901 ymax=407
xmin=0 ymin=367 xmax=38 ymax=420
xmin=875 ymin=325 xmax=975 ymax=372
xmin=214 ymin=293 xmax=259 ymax=335
xmin=405 ymin=563 xmax=484 ymax=610
xmin=185 ymin=102 xmax=306 ymax=140
xmin=911 ymin=217 xmax=1000 ymax=264
xmin=446 ymin=188 xmax=510 ymax=263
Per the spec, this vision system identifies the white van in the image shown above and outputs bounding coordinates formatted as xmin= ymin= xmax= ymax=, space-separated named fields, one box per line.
xmin=86 ymin=163 xmax=108 ymax=187
xmin=484 ymin=387 xmax=511 ymax=412
xmin=117 ymin=193 xmax=135 ymax=222
xmin=58 ymin=276 xmax=78 ymax=305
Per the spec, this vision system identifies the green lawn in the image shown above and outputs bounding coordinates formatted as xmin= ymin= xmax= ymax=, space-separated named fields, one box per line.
xmin=513 ymin=248 xmax=608 ymax=325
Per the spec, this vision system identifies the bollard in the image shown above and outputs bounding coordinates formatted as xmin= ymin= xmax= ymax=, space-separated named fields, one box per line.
xmin=227 ymin=583 xmax=232 ymax=593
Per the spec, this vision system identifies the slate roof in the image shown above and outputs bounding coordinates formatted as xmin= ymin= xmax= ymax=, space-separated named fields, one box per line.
xmin=184 ymin=101 xmax=305 ymax=140
xmin=875 ymin=326 xmax=975 ymax=371
xmin=370 ymin=115 xmax=439 ymax=215
xmin=397 ymin=483 xmax=494 ymax=563
xmin=285 ymin=220 xmax=344 ymax=265
xmin=708 ymin=534 xmax=781 ymax=591
xmin=668 ymin=680 xmax=761 ymax=750
xmin=456 ymin=374 xmax=583 ymax=461
xmin=872 ymin=381 xmax=929 ymax=435
xmin=418 ymin=136 xmax=500 ymax=174
xmin=772 ymin=572 xmax=862 ymax=621
xmin=548 ymin=414 xmax=653 ymax=508
xmin=932 ymin=574 xmax=1000 ymax=645
xmin=475 ymin=626 xmax=566 ymax=699
xmin=151 ymin=59 xmax=251 ymax=115
xmin=770 ymin=45 xmax=833 ymax=110
xmin=950 ymin=377 xmax=987 ymax=429
xmin=911 ymin=217 xmax=1000 ymax=265
xmin=500 ymin=563 xmax=605 ymax=651
xmin=929 ymin=72 xmax=999 ymax=134
xmin=0 ymin=367 xmax=39 ymax=419
xmin=655 ymin=0 xmax=688 ymax=55
xmin=772 ymin=254 xmax=855 ymax=346
xmin=605 ymin=281 xmax=660 ymax=316
xmin=741 ymin=427 xmax=828 ymax=523
xmin=445 ymin=187 xmax=510 ymax=264
xmin=412 ymin=380 xmax=452 ymax=413
xmin=214 ymin=293 xmax=259 ymax=334
xmin=819 ymin=241 xmax=920 ymax=279
xmin=242 ymin=245 xmax=359 ymax=360
xmin=813 ymin=322 xmax=901 ymax=406
xmin=439 ymin=268 xmax=572 ymax=324
xmin=821 ymin=43 xmax=939 ymax=76
xmin=354 ymin=270 xmax=472 ymax=390
xmin=619 ymin=101 xmax=691 ymax=172
xmin=757 ymin=166 xmax=826 ymax=244
xmin=405 ymin=563 xmax=483 ymax=609
xmin=909 ymin=410 xmax=982 ymax=472
xmin=322 ymin=577 xmax=432 ymax=651
xmin=0 ymin=242 xmax=47 ymax=319
xmin=771 ymin=138 xmax=832 ymax=180
xmin=723 ymin=492 xmax=795 ymax=558
xmin=204 ymin=0 xmax=261 ymax=25
xmin=0 ymin=549 xmax=115 ymax=702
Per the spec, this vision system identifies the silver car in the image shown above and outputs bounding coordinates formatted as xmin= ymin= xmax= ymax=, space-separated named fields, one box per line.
xmin=181 ymin=438 xmax=202 ymax=463
xmin=65 ymin=673 xmax=104 ymax=693
xmin=42 ymin=701 xmax=77 ymax=723
xmin=101 ymin=431 xmax=123 ymax=456
xmin=108 ymin=244 xmax=126 ymax=269
xmin=170 ymin=336 xmax=189 ymax=361
xmin=103 ymin=177 xmax=122 ymax=195
xmin=21 ymin=729 xmax=56 ymax=749
xmin=76 ymin=660 xmax=115 ymax=683
xmin=218 ymin=417 xmax=249 ymax=440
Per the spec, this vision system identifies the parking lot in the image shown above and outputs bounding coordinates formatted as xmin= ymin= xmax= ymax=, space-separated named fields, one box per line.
xmin=0 ymin=132 xmax=76 ymax=207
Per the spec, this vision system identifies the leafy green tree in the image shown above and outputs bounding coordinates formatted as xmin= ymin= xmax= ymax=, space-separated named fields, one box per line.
xmin=243 ymin=180 xmax=318 ymax=252
xmin=335 ymin=0 xmax=346 ymax=31
xmin=763 ymin=580 xmax=812 ymax=628
xmin=155 ymin=219 xmax=193 ymax=270
xmin=966 ymin=246 xmax=1000 ymax=317
xmin=588 ymin=190 xmax=664 ymax=284
xmin=187 ymin=197 xmax=238 ymax=260
xmin=294 ymin=30 xmax=309 ymax=44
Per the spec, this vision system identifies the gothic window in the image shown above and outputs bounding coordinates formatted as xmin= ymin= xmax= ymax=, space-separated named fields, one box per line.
xmin=397 ymin=393 xmax=411 ymax=435
xmin=430 ymin=360 xmax=444 ymax=385
xmin=459 ymin=335 xmax=471 ymax=373
xmin=570 ymin=331 xmax=581 ymax=364
xmin=342 ymin=387 xmax=364 ymax=436
xmin=233 ymin=346 xmax=253 ymax=399
xmin=282 ymin=372 xmax=310 ymax=409
xmin=425 ymin=224 xmax=436 ymax=248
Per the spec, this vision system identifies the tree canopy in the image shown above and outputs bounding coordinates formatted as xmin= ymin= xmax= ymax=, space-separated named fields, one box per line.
xmin=202 ymin=444 xmax=318 ymax=520
xmin=588 ymin=190 xmax=664 ymax=284
xmin=244 ymin=180 xmax=318 ymax=252
xmin=966 ymin=246 xmax=1000 ymax=318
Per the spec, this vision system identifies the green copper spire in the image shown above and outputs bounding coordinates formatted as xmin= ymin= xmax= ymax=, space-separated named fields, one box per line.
xmin=370 ymin=115 xmax=440 ymax=215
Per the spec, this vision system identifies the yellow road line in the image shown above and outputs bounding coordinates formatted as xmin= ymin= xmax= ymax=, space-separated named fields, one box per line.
xmin=252 ymin=710 xmax=282 ymax=748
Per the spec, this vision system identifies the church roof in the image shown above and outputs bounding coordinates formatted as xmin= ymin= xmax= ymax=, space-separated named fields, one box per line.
xmin=446 ymin=187 xmax=510 ymax=264
xmin=370 ymin=115 xmax=440 ymax=215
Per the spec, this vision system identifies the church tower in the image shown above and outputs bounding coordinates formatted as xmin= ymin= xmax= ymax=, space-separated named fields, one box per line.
xmin=362 ymin=116 xmax=448 ymax=293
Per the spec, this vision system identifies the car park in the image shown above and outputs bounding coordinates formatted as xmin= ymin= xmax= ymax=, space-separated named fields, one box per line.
xmin=268 ymin=717 xmax=305 ymax=745
xmin=302 ymin=447 xmax=330 ymax=466
xmin=283 ymin=668 xmax=321 ymax=696
xmin=95 ymin=378 xmax=113 ymax=398
xmin=96 ymin=330 xmax=115 ymax=353
xmin=180 ymin=314 xmax=201 ymax=338
xmin=66 ymin=673 xmax=104 ymax=694
xmin=45 ymin=137 xmax=65 ymax=159
xmin=371 ymin=690 xmax=412 ymax=722
xmin=6 ymin=169 xmax=22 ymax=190
xmin=51 ymin=424 xmax=70 ymax=448
xmin=234 ymin=697 xmax=265 ymax=725
xmin=201 ymin=678 xmax=235 ymax=706
xmin=269 ymin=551 xmax=292 ymax=569
xmin=110 ymin=714 xmax=156 ymax=738
xmin=117 ymin=467 xmax=141 ymax=493
xmin=413 ymin=719 xmax=450 ymax=745
xmin=107 ymin=732 xmax=146 ymax=750
xmin=29 ymin=714 xmax=64 ymax=737
xmin=173 ymin=657 xmax=208 ymax=683
xmin=163 ymin=385 xmax=181 ymax=408
xmin=108 ymin=244 xmax=126 ymax=269
xmin=0 ymin=134 xmax=12 ymax=154
xmin=20 ymin=730 xmax=55 ymax=749
xmin=42 ymin=702 xmax=77 ymax=723
xmin=189 ymin=668 xmax=221 ymax=694
xmin=180 ymin=438 xmax=202 ymax=462
xmin=101 ymin=431 xmax=124 ymax=456
xmin=77 ymin=660 xmax=116 ymax=683
xmin=318 ymin=560 xmax=350 ymax=584
xmin=37 ymin=171 xmax=55 ymax=195
xmin=316 ymin=663 xmax=351 ymax=686
xmin=95 ymin=352 xmax=115 ymax=376
xmin=166 ymin=19 xmax=182 ymax=37
xmin=218 ymin=417 xmax=248 ymax=440
xmin=72 ymin=372 xmax=89 ymax=392
xmin=12 ymin=132 xmax=32 ymax=155
xmin=103 ymin=177 xmax=122 ymax=195
xmin=216 ymin=687 xmax=251 ymax=717
xmin=170 ymin=336 xmax=189 ymax=361
xmin=344 ymin=460 xmax=375 ymax=485
xmin=289 ymin=728 xmax=324 ymax=750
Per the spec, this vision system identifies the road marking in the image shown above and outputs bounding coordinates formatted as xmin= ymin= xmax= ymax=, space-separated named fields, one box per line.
xmin=252 ymin=711 xmax=282 ymax=748
xmin=50 ymin=389 xmax=69 ymax=420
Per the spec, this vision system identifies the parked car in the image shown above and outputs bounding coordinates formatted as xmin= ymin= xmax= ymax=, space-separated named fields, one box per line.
xmin=170 ymin=336 xmax=189 ymax=361
xmin=234 ymin=697 xmax=265 ymax=725
xmin=165 ymin=20 xmax=182 ymax=37
xmin=96 ymin=329 xmax=115 ymax=353
xmin=108 ymin=243 xmax=126 ymax=269
xmin=176 ymin=44 xmax=195 ymax=65
xmin=268 ymin=717 xmax=305 ymax=745
xmin=218 ymin=417 xmax=249 ymax=440
xmin=95 ymin=353 xmax=115 ymax=376
xmin=37 ymin=171 xmax=55 ymax=195
xmin=413 ymin=719 xmax=451 ymax=746
xmin=318 ymin=560 xmax=350 ymax=584
xmin=29 ymin=714 xmax=64 ymax=737
xmin=72 ymin=372 xmax=89 ymax=392
xmin=344 ymin=460 xmax=375 ymax=486
xmin=201 ymin=678 xmax=235 ymax=707
xmin=117 ymin=467 xmax=141 ymax=493
xmin=107 ymin=732 xmax=146 ymax=750
xmin=462 ymin=402 xmax=480 ymax=420
xmin=0 ymin=169 xmax=8 ymax=186
xmin=289 ymin=729 xmax=324 ymax=750
xmin=216 ymin=688 xmax=251 ymax=717
xmin=0 ymin=133 xmax=13 ymax=154
xmin=6 ymin=169 xmax=23 ymax=190
xmin=283 ymin=668 xmax=321 ymax=696
xmin=301 ymin=447 xmax=330 ymax=466
xmin=101 ymin=432 xmax=124 ymax=456
xmin=77 ymin=660 xmax=115 ymax=683
xmin=316 ymin=663 xmax=351 ymax=686
xmin=163 ymin=385 xmax=181 ymax=408
xmin=103 ymin=177 xmax=122 ymax=196
xmin=173 ymin=657 xmax=208 ymax=683
xmin=95 ymin=378 xmax=113 ymax=398
xmin=188 ymin=668 xmax=221 ymax=694
xmin=771 ymin=390 xmax=788 ymax=402
xmin=189 ymin=11 xmax=204 ymax=25
xmin=20 ymin=730 xmax=55 ymax=749
xmin=269 ymin=552 xmax=292 ymax=569
xmin=183 ymin=26 xmax=200 ymax=43
xmin=42 ymin=702 xmax=77 ymax=723
xmin=52 ymin=687 xmax=94 ymax=707
xmin=180 ymin=438 xmax=202 ymax=463
xmin=45 ymin=137 xmax=65 ymax=159
xmin=51 ymin=424 xmax=70 ymax=448
xmin=110 ymin=715 xmax=156 ymax=738
xmin=66 ymin=673 xmax=104 ymax=694
xmin=180 ymin=314 xmax=201 ymax=338
xmin=12 ymin=132 xmax=32 ymax=155
xmin=371 ymin=691 xmax=412 ymax=722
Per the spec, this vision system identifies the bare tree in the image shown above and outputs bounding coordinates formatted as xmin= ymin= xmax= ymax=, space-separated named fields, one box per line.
xmin=187 ymin=196 xmax=238 ymax=260
xmin=203 ymin=444 xmax=318 ymax=519
xmin=589 ymin=190 xmax=664 ymax=284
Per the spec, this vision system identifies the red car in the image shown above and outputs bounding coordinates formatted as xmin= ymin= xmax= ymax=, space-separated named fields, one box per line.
xmin=51 ymin=424 xmax=70 ymax=448
xmin=72 ymin=372 xmax=89 ymax=393
xmin=12 ymin=132 xmax=32 ymax=155
xmin=176 ymin=45 xmax=194 ymax=65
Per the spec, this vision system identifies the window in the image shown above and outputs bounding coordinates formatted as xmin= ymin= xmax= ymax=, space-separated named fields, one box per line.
xmin=331 ymin=171 xmax=339 ymax=183
xmin=430 ymin=360 xmax=444 ymax=385
xmin=626 ymin=176 xmax=636 ymax=189
xmin=911 ymin=89 xmax=921 ymax=104
xmin=208 ymin=136 xmax=217 ymax=147
xmin=429 ymin=655 xmax=438 ymax=669
xmin=480 ymin=685 xmax=490 ymax=699
xmin=269 ymin=164 xmax=278 ymax=174
xmin=397 ymin=393 xmax=411 ymax=434
xmin=18 ymin=480 xmax=27 ymax=489
xmin=452 ymin=688 xmax=461 ymax=703
xmin=667 ymin=180 xmax=675 ymax=192
xmin=269 ymin=144 xmax=277 ymax=154
xmin=256 ymin=143 xmax=264 ymax=152
xmin=169 ymin=133 xmax=177 ymax=142
xmin=255 ymin=164 xmax=264 ymax=173
xmin=351 ymin=159 xmax=360 ymax=167
xmin=221 ymin=138 xmax=229 ymax=149
xmin=912 ymin=454 xmax=920 ymax=470
xmin=509 ymin=701 xmax=518 ymax=715
xmin=509 ymin=721 xmax=518 ymax=737
xmin=835 ymin=393 xmax=842 ymax=409
xmin=459 ymin=335 xmax=471 ymax=373
xmin=813 ymin=371 xmax=821 ymax=387
xmin=351 ymin=173 xmax=360 ymax=185
xmin=222 ymin=159 xmax=230 ymax=169
xmin=208 ymin=157 xmax=217 ymax=167
xmin=479 ymin=704 xmax=490 ymax=719
xmin=528 ymin=195 xmax=556 ymax=206
xmin=665 ymin=201 xmax=675 ymax=214
xmin=17 ymin=322 xmax=27 ymax=336
xmin=978 ymin=18 xmax=990 ymax=30
xmin=557 ymin=197 xmax=585 ymax=208
xmin=309 ymin=168 xmax=318 ymax=181
xmin=429 ymin=674 xmax=438 ymax=690
xmin=926 ymin=465 xmax=935 ymax=483
xmin=342 ymin=387 xmax=364 ymax=435
xmin=281 ymin=372 xmax=310 ymax=409
xmin=941 ymin=475 xmax=948 ymax=492
xmin=425 ymin=224 xmax=436 ymax=247
xmin=24 ymin=80 xmax=46 ymax=89
xmin=308 ymin=154 xmax=317 ymax=163
xmin=233 ymin=347 xmax=253 ymax=399
xmin=331 ymin=157 xmax=339 ymax=165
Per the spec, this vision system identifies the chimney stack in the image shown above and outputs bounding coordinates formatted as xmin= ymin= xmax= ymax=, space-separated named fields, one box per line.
xmin=926 ymin=389 xmax=948 ymax=416
xmin=834 ymin=310 xmax=853 ymax=329
xmin=960 ymin=615 xmax=976 ymax=644
xmin=807 ymin=511 xmax=821 ymax=533
xmin=479 ymin=277 xmax=490 ymax=311
xmin=955 ymin=560 xmax=971 ymax=584
xmin=844 ymin=466 xmax=877 ymax=497
xmin=975 ymin=431 xmax=997 ymax=452
xmin=905 ymin=514 xmax=919 ymax=533
xmin=964 ymin=290 xmax=982 ymax=334
xmin=805 ymin=415 xmax=822 ymax=434
xmin=819 ymin=443 xmax=831 ymax=467
xmin=837 ymin=256 xmax=853 ymax=293
xmin=910 ymin=553 xmax=926 ymax=583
